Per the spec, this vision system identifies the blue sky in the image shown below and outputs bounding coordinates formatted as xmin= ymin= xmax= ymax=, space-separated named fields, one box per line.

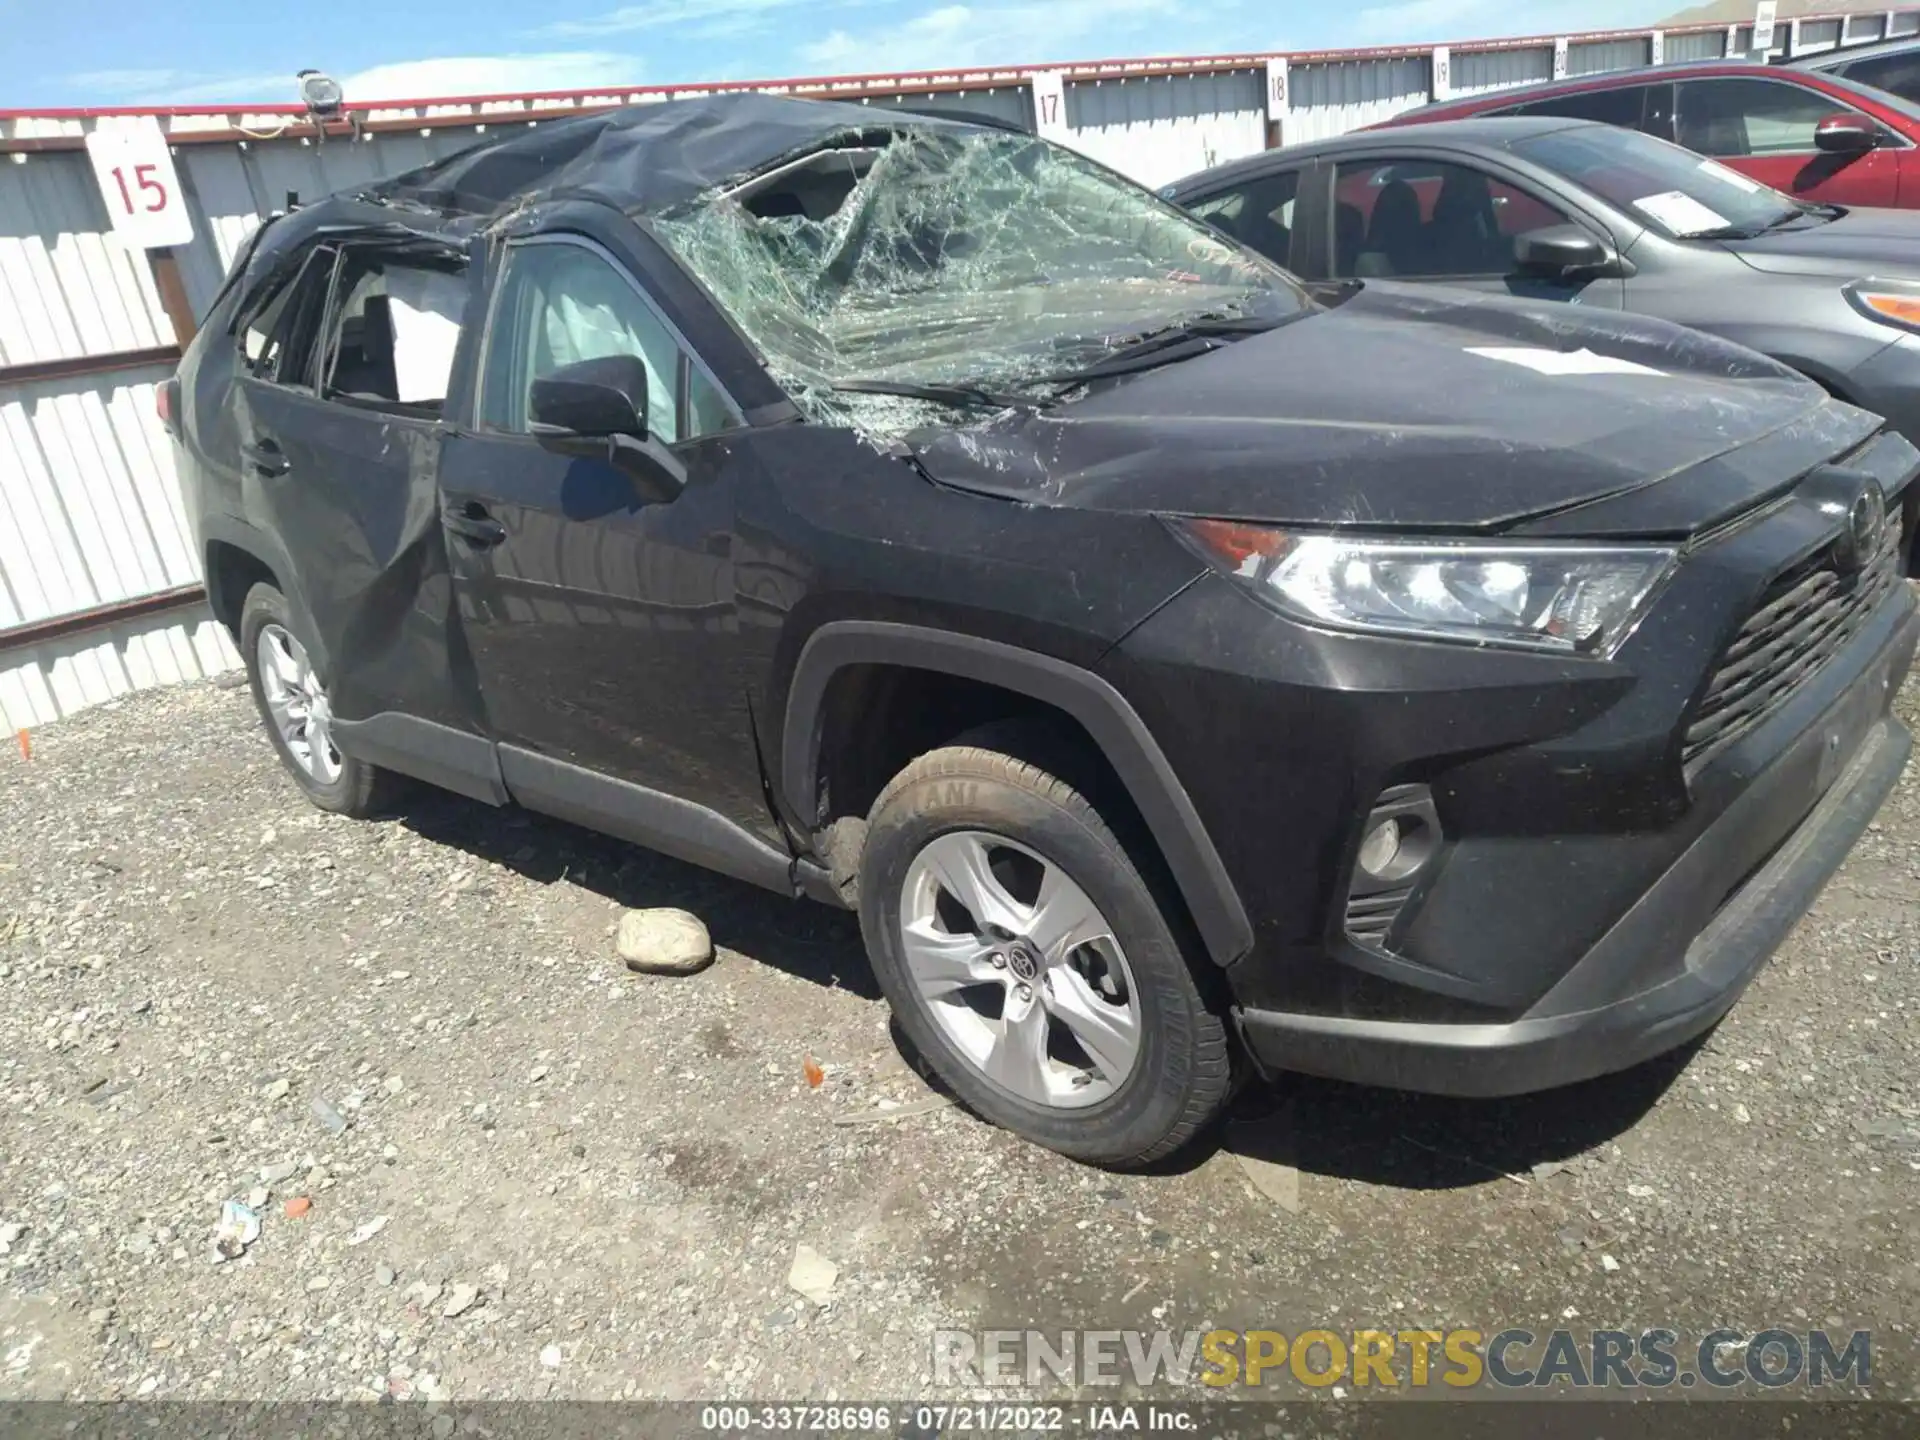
xmin=8 ymin=0 xmax=1668 ymax=109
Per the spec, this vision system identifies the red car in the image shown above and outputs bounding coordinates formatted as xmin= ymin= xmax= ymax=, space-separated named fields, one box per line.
xmin=1369 ymin=60 xmax=1920 ymax=208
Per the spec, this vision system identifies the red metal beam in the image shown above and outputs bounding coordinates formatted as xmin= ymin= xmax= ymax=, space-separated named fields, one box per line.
xmin=0 ymin=344 xmax=181 ymax=387
xmin=0 ymin=585 xmax=206 ymax=652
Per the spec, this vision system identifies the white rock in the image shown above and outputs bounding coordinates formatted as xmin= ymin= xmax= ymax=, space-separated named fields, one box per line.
xmin=443 ymin=1283 xmax=482 ymax=1318
xmin=1733 ymin=1103 xmax=1752 ymax=1124
xmin=788 ymin=1244 xmax=838 ymax=1306
xmin=1601 ymin=1254 xmax=1621 ymax=1273
xmin=540 ymin=1344 xmax=563 ymax=1369
xmin=618 ymin=908 xmax=714 ymax=976
xmin=349 ymin=1215 xmax=389 ymax=1246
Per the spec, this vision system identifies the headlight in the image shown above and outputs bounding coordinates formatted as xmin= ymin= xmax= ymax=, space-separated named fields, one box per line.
xmin=1845 ymin=278 xmax=1920 ymax=333
xmin=1177 ymin=519 xmax=1675 ymax=656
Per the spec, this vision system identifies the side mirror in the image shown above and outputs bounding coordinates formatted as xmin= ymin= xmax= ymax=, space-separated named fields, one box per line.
xmin=1815 ymin=113 xmax=1879 ymax=154
xmin=529 ymin=354 xmax=650 ymax=438
xmin=1513 ymin=223 xmax=1616 ymax=279
xmin=528 ymin=354 xmax=687 ymax=505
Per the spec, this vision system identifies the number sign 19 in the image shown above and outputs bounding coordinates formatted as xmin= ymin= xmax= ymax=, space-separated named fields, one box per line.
xmin=84 ymin=123 xmax=194 ymax=250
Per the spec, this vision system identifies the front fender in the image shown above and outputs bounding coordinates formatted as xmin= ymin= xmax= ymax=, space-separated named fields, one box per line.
xmin=779 ymin=620 xmax=1254 ymax=966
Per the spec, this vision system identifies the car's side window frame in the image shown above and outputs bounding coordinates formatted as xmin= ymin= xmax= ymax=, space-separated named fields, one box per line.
xmin=1322 ymin=148 xmax=1621 ymax=284
xmin=473 ymin=232 xmax=745 ymax=447
xmin=1180 ymin=165 xmax=1309 ymax=273
xmin=231 ymin=242 xmax=340 ymax=392
xmin=1322 ymin=151 xmax=1573 ymax=282
xmin=1673 ymin=75 xmax=1913 ymax=155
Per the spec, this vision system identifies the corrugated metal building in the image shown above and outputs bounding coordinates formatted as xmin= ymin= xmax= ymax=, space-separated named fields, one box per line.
xmin=2 ymin=9 xmax=1914 ymax=731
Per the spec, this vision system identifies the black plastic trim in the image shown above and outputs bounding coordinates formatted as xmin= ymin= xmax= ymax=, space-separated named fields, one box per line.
xmin=330 ymin=713 xmax=508 ymax=805
xmin=499 ymin=745 xmax=797 ymax=896
xmin=780 ymin=621 xmax=1255 ymax=966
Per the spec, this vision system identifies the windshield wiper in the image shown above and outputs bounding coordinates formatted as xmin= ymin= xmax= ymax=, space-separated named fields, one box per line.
xmin=830 ymin=378 xmax=1039 ymax=411
xmin=1687 ymin=206 xmax=1823 ymax=241
xmin=1041 ymin=312 xmax=1293 ymax=385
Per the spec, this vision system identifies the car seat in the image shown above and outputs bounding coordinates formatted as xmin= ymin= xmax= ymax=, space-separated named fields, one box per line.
xmin=1430 ymin=170 xmax=1505 ymax=275
xmin=1357 ymin=179 xmax=1424 ymax=277
xmin=331 ymin=295 xmax=398 ymax=401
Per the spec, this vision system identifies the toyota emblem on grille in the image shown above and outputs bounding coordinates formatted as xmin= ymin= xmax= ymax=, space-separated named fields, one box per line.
xmin=1837 ymin=483 xmax=1885 ymax=576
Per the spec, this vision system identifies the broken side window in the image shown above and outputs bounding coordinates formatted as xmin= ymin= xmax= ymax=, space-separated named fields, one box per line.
xmin=316 ymin=246 xmax=468 ymax=415
xmin=653 ymin=127 xmax=1309 ymax=440
xmin=236 ymin=243 xmax=335 ymax=386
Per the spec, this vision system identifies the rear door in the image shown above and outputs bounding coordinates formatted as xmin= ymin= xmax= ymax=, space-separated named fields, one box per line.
xmin=231 ymin=237 xmax=485 ymax=750
xmin=1318 ymin=151 xmax=1627 ymax=307
xmin=1673 ymin=76 xmax=1903 ymax=205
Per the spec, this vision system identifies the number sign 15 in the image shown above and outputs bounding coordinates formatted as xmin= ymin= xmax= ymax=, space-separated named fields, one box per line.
xmin=84 ymin=124 xmax=195 ymax=250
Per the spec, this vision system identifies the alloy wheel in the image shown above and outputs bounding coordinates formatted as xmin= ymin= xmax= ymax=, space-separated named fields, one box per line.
xmin=899 ymin=830 xmax=1142 ymax=1109
xmin=256 ymin=623 xmax=342 ymax=785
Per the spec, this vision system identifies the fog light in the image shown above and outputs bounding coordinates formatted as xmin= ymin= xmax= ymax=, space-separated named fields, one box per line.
xmin=1357 ymin=816 xmax=1403 ymax=879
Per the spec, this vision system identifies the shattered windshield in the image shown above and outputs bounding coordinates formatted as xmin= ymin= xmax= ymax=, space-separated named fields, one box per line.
xmin=654 ymin=126 xmax=1308 ymax=437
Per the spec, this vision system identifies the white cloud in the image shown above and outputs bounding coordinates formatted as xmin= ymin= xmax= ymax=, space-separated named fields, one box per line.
xmin=341 ymin=52 xmax=644 ymax=101
xmin=538 ymin=0 xmax=820 ymax=38
xmin=63 ymin=52 xmax=641 ymax=107
xmin=802 ymin=0 xmax=1185 ymax=73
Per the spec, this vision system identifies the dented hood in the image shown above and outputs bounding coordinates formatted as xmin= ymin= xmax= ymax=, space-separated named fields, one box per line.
xmin=909 ymin=283 xmax=1880 ymax=538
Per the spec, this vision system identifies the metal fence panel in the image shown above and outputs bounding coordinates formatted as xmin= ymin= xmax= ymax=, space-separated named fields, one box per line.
xmin=0 ymin=153 xmax=173 ymax=365
xmin=1568 ymin=37 xmax=1653 ymax=74
xmin=1664 ymin=29 xmax=1728 ymax=62
xmin=0 ymin=605 xmax=237 ymax=731
xmin=1451 ymin=46 xmax=1554 ymax=96
xmin=0 ymin=364 xmax=196 ymax=628
xmin=1064 ymin=71 xmax=1267 ymax=185
xmin=1287 ymin=57 xmax=1432 ymax=143
xmin=1798 ymin=18 xmax=1845 ymax=52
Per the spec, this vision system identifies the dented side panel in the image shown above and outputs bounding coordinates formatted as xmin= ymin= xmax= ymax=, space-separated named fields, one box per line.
xmin=233 ymin=379 xmax=474 ymax=730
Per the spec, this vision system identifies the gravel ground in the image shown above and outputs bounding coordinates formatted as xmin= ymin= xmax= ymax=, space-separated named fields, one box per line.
xmin=0 ymin=673 xmax=1917 ymax=1405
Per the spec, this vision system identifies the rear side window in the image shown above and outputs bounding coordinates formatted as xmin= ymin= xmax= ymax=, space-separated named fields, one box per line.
xmin=236 ymin=245 xmax=334 ymax=386
xmin=1676 ymin=78 xmax=1867 ymax=156
xmin=1836 ymin=50 xmax=1920 ymax=105
xmin=1503 ymin=84 xmax=1652 ymax=129
xmin=316 ymin=250 xmax=468 ymax=415
xmin=480 ymin=239 xmax=735 ymax=443
xmin=1185 ymin=169 xmax=1301 ymax=270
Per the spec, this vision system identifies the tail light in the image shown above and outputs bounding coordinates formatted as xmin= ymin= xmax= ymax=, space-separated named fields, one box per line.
xmin=156 ymin=377 xmax=181 ymax=438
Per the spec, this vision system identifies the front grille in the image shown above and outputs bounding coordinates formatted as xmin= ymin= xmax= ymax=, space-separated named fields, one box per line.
xmin=1683 ymin=517 xmax=1902 ymax=770
xmin=1345 ymin=884 xmax=1414 ymax=947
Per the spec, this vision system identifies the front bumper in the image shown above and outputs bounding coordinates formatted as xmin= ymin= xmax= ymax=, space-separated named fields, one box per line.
xmin=1235 ymin=601 xmax=1917 ymax=1096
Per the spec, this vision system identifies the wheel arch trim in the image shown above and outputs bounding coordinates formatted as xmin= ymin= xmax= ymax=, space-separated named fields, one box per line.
xmin=781 ymin=621 xmax=1254 ymax=967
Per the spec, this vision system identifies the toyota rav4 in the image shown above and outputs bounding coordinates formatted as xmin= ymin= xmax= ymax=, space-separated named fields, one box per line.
xmin=164 ymin=95 xmax=1919 ymax=1166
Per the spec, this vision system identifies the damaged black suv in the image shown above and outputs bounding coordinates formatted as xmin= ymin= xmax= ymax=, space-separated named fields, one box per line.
xmin=167 ymin=95 xmax=1919 ymax=1166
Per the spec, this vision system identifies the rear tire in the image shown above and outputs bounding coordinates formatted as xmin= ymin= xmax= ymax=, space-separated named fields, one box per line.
xmin=239 ymin=582 xmax=402 ymax=818
xmin=859 ymin=736 xmax=1232 ymax=1167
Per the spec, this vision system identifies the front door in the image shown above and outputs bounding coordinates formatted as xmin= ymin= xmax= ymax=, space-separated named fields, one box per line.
xmin=1674 ymin=77 xmax=1904 ymax=207
xmin=438 ymin=233 xmax=775 ymax=838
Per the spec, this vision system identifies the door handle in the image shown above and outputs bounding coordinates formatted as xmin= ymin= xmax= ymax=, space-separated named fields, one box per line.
xmin=241 ymin=439 xmax=289 ymax=476
xmin=442 ymin=503 xmax=507 ymax=547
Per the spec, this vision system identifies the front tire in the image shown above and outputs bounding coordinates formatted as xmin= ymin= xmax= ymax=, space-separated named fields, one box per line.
xmin=859 ymin=738 xmax=1232 ymax=1167
xmin=239 ymin=582 xmax=400 ymax=817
